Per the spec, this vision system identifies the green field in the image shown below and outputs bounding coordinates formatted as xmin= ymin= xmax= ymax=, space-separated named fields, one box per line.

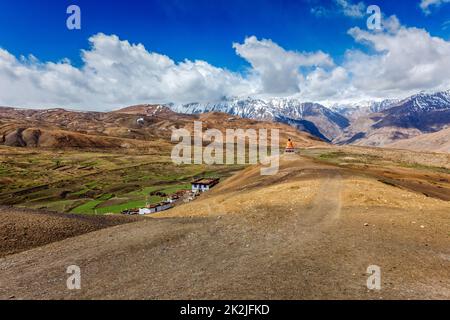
xmin=0 ymin=146 xmax=245 ymax=215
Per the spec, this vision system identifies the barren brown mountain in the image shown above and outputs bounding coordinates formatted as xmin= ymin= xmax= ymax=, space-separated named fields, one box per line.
xmin=386 ymin=128 xmax=450 ymax=153
xmin=0 ymin=106 xmax=324 ymax=150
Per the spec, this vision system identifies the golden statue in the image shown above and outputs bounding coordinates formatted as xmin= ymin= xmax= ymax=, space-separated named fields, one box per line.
xmin=285 ymin=139 xmax=295 ymax=153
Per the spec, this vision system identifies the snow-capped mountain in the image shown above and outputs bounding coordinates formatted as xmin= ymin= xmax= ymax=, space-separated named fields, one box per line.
xmin=330 ymin=99 xmax=400 ymax=119
xmin=387 ymin=90 xmax=450 ymax=113
xmin=169 ymin=97 xmax=350 ymax=141
xmin=167 ymin=89 xmax=450 ymax=145
xmin=335 ymin=90 xmax=450 ymax=147
xmin=170 ymin=97 xmax=275 ymax=120
xmin=374 ymin=90 xmax=450 ymax=131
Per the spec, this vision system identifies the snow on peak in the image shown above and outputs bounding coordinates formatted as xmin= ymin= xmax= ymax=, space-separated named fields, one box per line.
xmin=397 ymin=90 xmax=450 ymax=112
xmin=168 ymin=97 xmax=336 ymax=121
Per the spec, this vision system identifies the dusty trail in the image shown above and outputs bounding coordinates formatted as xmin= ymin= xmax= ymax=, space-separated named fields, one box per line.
xmin=0 ymin=156 xmax=449 ymax=300
xmin=300 ymin=172 xmax=342 ymax=224
xmin=260 ymin=170 xmax=343 ymax=255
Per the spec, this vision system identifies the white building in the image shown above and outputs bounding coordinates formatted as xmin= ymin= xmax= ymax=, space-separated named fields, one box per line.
xmin=139 ymin=202 xmax=173 ymax=215
xmin=139 ymin=208 xmax=152 ymax=215
xmin=191 ymin=178 xmax=220 ymax=193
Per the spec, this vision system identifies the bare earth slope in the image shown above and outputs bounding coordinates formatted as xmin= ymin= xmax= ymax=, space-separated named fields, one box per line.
xmin=386 ymin=128 xmax=450 ymax=153
xmin=1 ymin=155 xmax=449 ymax=300
xmin=0 ymin=206 xmax=141 ymax=258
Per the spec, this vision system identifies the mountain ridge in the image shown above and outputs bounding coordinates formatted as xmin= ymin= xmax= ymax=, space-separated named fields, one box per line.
xmin=169 ymin=97 xmax=350 ymax=141
xmin=167 ymin=90 xmax=450 ymax=150
xmin=1 ymin=89 xmax=449 ymax=152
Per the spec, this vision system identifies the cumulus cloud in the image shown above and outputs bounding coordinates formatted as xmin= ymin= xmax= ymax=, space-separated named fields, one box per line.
xmin=420 ymin=0 xmax=450 ymax=14
xmin=300 ymin=67 xmax=351 ymax=101
xmin=0 ymin=18 xmax=450 ymax=109
xmin=345 ymin=16 xmax=450 ymax=98
xmin=0 ymin=34 xmax=255 ymax=110
xmin=233 ymin=36 xmax=334 ymax=95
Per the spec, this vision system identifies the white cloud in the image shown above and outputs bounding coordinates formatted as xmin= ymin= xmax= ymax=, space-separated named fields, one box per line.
xmin=0 ymin=34 xmax=256 ymax=110
xmin=300 ymin=67 xmax=351 ymax=101
xmin=0 ymin=18 xmax=450 ymax=109
xmin=233 ymin=36 xmax=334 ymax=95
xmin=311 ymin=0 xmax=366 ymax=19
xmin=420 ymin=0 xmax=450 ymax=14
xmin=335 ymin=0 xmax=366 ymax=18
xmin=345 ymin=16 xmax=450 ymax=98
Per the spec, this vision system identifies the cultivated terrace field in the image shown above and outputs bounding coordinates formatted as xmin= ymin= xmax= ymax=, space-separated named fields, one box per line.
xmin=0 ymin=146 xmax=244 ymax=215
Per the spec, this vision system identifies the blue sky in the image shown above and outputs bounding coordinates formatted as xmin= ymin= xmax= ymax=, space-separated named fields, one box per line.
xmin=0 ymin=0 xmax=448 ymax=70
xmin=0 ymin=0 xmax=449 ymax=109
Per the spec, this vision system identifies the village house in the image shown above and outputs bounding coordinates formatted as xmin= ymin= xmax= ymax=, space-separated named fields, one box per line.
xmin=191 ymin=178 xmax=220 ymax=193
xmin=123 ymin=184 xmax=211 ymax=216
xmin=166 ymin=190 xmax=191 ymax=204
xmin=139 ymin=201 xmax=173 ymax=215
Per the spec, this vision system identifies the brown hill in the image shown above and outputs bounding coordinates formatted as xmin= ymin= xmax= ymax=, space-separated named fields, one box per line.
xmin=334 ymin=112 xmax=424 ymax=147
xmin=0 ymin=127 xmax=170 ymax=149
xmin=0 ymin=106 xmax=326 ymax=150
xmin=114 ymin=104 xmax=177 ymax=117
xmin=386 ymin=128 xmax=450 ymax=153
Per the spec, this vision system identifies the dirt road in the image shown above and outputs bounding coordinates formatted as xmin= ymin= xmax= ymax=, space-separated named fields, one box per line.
xmin=303 ymin=172 xmax=342 ymax=223
xmin=0 ymin=156 xmax=449 ymax=299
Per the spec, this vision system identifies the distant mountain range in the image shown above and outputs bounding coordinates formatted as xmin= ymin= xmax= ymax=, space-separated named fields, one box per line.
xmin=1 ymin=90 xmax=449 ymax=153
xmin=167 ymin=90 xmax=450 ymax=151
xmin=335 ymin=90 xmax=450 ymax=147
xmin=170 ymin=98 xmax=350 ymax=142
xmin=330 ymin=99 xmax=400 ymax=120
xmin=372 ymin=91 xmax=450 ymax=131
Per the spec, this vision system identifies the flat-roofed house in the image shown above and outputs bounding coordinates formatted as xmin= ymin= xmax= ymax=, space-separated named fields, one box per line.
xmin=139 ymin=202 xmax=173 ymax=215
xmin=191 ymin=178 xmax=220 ymax=193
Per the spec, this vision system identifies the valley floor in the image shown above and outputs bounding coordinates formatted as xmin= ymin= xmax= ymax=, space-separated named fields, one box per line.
xmin=0 ymin=155 xmax=449 ymax=299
